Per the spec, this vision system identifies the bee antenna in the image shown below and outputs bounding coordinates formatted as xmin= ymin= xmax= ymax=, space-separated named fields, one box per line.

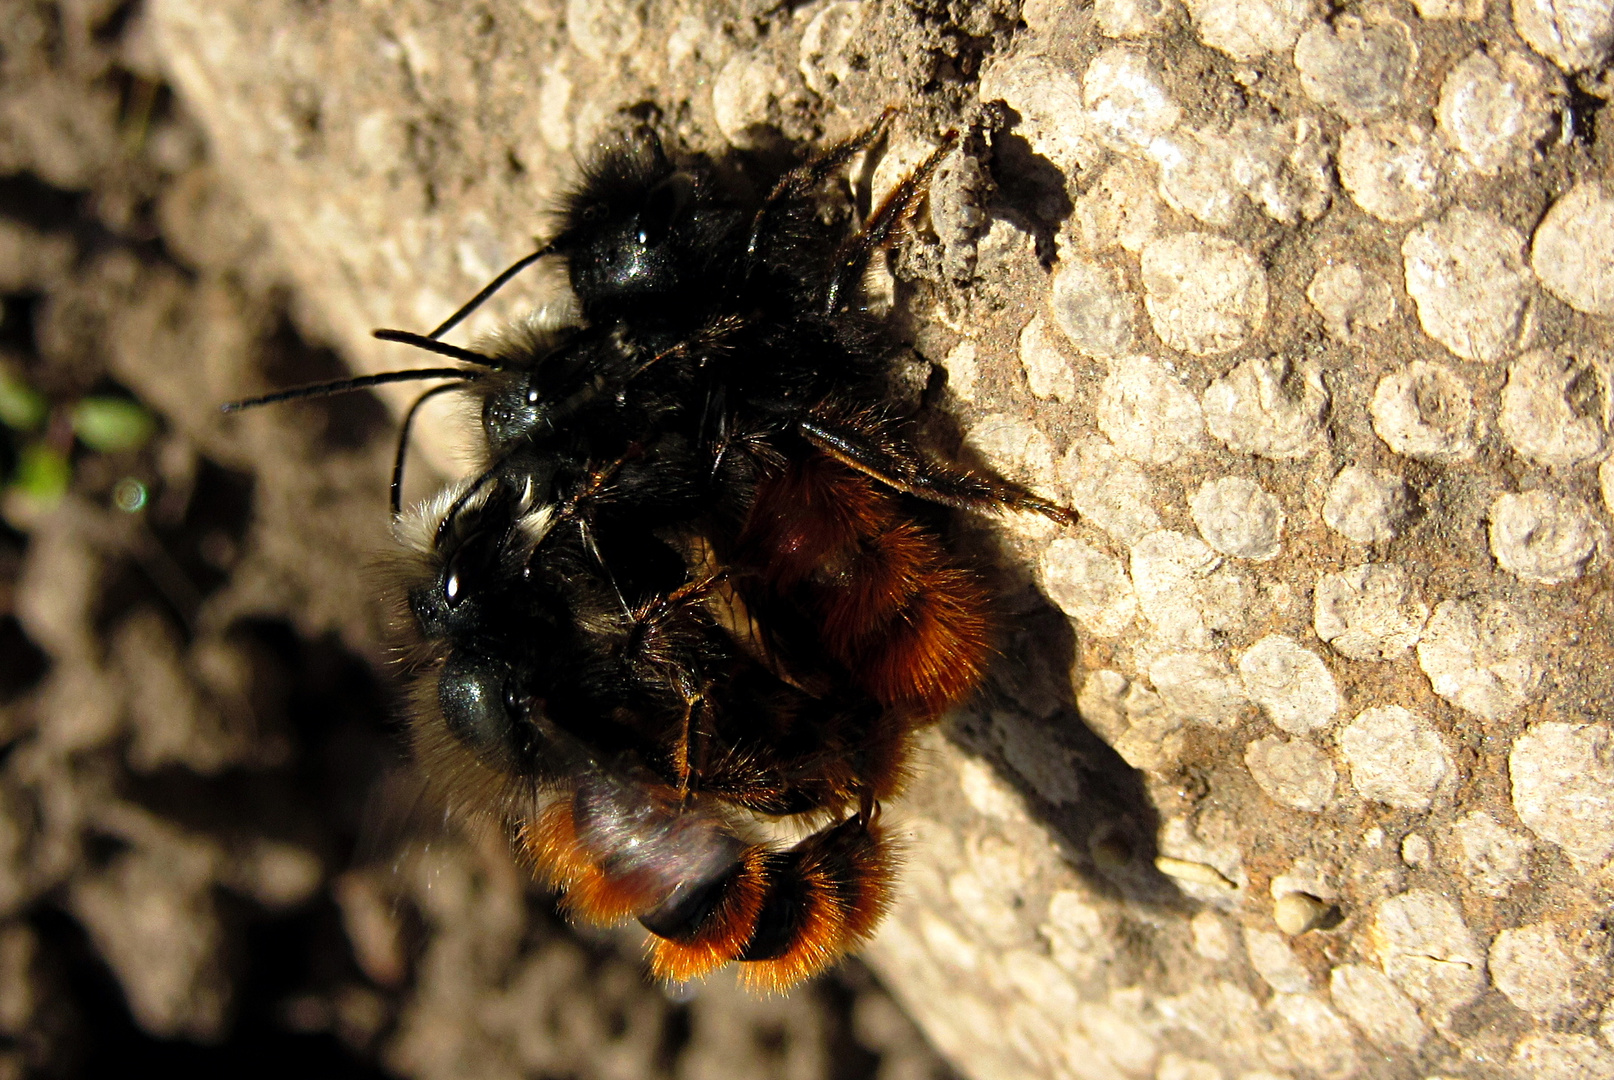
xmin=220 ymin=368 xmax=474 ymax=412
xmin=392 ymin=380 xmax=478 ymax=517
xmin=426 ymin=244 xmax=558 ymax=340
xmin=372 ymin=330 xmax=505 ymax=368
xmin=433 ymin=452 xmax=509 ymax=549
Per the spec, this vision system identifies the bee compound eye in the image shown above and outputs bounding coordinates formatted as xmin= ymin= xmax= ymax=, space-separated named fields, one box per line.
xmin=525 ymin=385 xmax=541 ymax=406
xmin=437 ymin=652 xmax=520 ymax=764
xmin=635 ymin=173 xmax=695 ymax=247
xmin=441 ymin=530 xmax=488 ymax=609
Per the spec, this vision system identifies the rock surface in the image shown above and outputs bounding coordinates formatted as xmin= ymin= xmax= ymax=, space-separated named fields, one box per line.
xmin=50 ymin=0 xmax=1614 ymax=1076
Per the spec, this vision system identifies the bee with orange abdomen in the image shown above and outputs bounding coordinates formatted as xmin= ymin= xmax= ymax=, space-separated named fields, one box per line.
xmin=226 ymin=112 xmax=1073 ymax=989
xmin=388 ymin=469 xmax=902 ymax=991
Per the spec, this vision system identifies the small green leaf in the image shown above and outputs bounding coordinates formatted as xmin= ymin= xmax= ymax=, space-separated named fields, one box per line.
xmin=72 ymin=397 xmax=156 ymax=452
xmin=12 ymin=443 xmax=70 ymax=505
xmin=0 ymin=371 xmax=47 ymax=431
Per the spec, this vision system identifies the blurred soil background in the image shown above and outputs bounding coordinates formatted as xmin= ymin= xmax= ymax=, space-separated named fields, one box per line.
xmin=0 ymin=2 xmax=959 ymax=1077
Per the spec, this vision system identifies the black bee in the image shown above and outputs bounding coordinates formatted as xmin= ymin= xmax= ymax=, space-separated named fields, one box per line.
xmin=226 ymin=112 xmax=1074 ymax=990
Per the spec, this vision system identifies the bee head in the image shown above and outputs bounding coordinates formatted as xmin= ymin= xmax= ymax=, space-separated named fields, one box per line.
xmin=558 ymin=169 xmax=702 ymax=315
xmin=434 ymin=648 xmax=554 ymax=772
xmin=478 ymin=333 xmax=629 ymax=456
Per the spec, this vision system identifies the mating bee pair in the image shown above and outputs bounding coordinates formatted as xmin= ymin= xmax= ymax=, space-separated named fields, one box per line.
xmin=228 ymin=113 xmax=1072 ymax=991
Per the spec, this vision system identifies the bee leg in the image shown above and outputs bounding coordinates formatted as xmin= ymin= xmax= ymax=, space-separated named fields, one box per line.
xmin=823 ymin=131 xmax=959 ymax=315
xmin=743 ymin=109 xmax=897 ymax=272
xmin=671 ymin=674 xmax=709 ymax=803
xmin=797 ymin=413 xmax=1078 ymax=525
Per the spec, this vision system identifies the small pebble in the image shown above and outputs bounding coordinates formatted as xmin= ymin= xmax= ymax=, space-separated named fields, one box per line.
xmin=1411 ymin=0 xmax=1483 ymax=18
xmin=1150 ymin=650 xmax=1251 ymax=728
xmin=1071 ymin=158 xmax=1166 ymax=253
xmin=565 ymin=0 xmax=644 ymax=60
xmin=1339 ymin=706 xmax=1453 ymax=810
xmin=1062 ymin=436 xmax=1163 ymax=543
xmin=1329 ymin=965 xmax=1429 ymax=1051
xmin=1039 ymin=537 xmax=1138 ymax=637
xmin=1096 ymin=0 xmax=1176 ymax=38
xmin=1416 ymin=598 xmax=1539 ymax=720
xmin=1453 ymin=811 xmax=1532 ymax=898
xmin=1049 ymin=258 xmax=1136 ymax=358
xmin=1246 ymin=736 xmax=1336 ymax=812
xmin=797 ymin=2 xmax=867 ymax=96
xmin=1154 ymin=855 xmax=1236 ymax=889
xmin=1190 ymin=476 xmax=1283 ymax=560
xmin=1018 ymin=315 xmax=1077 ymax=402
xmin=1238 ymin=635 xmax=1339 ymax=734
xmin=1096 ymin=355 xmax=1206 ymax=464
xmin=977 ymin=57 xmax=1098 ymax=174
xmin=1273 ymin=891 xmax=1332 ymax=935
xmin=1399 ymin=833 xmax=1429 ymax=867
xmin=1374 ymin=890 xmax=1486 ymax=1018
xmin=1490 ymin=923 xmax=1579 ymax=1018
xmin=1313 ymin=563 xmax=1429 ymax=661
xmin=1510 ymin=721 xmax=1614 ymax=869
xmin=1083 ymin=46 xmax=1181 ymax=153
xmin=712 ymin=54 xmax=787 ymax=149
xmin=1499 ymin=345 xmax=1612 ymax=467
xmin=1246 ymin=927 xmax=1312 ymax=990
xmin=1510 ymin=1034 xmax=1614 ymax=1080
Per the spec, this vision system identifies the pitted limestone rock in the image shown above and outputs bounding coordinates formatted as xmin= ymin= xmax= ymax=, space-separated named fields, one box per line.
xmin=1531 ymin=182 xmax=1614 ymax=317
xmin=1323 ymin=465 xmax=1415 ymax=544
xmin=1511 ymin=0 xmax=1614 ymax=72
xmin=1499 ymin=345 xmax=1612 ymax=467
xmin=1370 ymin=361 xmax=1483 ymax=461
xmin=1337 ymin=120 xmax=1445 ymax=224
xmin=1488 ymin=489 xmax=1604 ymax=584
xmin=1338 ymin=706 xmax=1453 ymax=810
xmin=1189 ymin=476 xmax=1284 ymax=560
xmin=1140 ymin=232 xmax=1269 ymax=357
xmin=1436 ymin=49 xmax=1563 ymax=176
xmin=1244 ymin=736 xmax=1336 ymax=813
xmin=1402 ymin=207 xmax=1532 ymax=363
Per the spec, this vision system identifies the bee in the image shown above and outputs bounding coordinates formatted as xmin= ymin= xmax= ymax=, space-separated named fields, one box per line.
xmin=226 ymin=112 xmax=1075 ymax=991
